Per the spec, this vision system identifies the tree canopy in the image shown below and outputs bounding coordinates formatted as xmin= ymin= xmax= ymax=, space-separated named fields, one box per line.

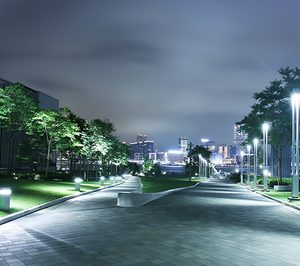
xmin=238 ymin=67 xmax=300 ymax=178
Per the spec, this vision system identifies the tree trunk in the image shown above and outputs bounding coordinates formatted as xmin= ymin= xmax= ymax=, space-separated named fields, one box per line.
xmin=45 ymin=142 xmax=51 ymax=179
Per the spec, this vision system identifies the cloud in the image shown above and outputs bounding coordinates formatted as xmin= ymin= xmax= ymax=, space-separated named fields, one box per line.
xmin=1 ymin=0 xmax=300 ymax=150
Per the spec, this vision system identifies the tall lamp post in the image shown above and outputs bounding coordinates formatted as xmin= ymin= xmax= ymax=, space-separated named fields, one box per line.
xmin=240 ymin=151 xmax=244 ymax=184
xmin=247 ymin=145 xmax=251 ymax=185
xmin=253 ymin=138 xmax=259 ymax=189
xmin=262 ymin=122 xmax=270 ymax=191
xmin=198 ymin=154 xmax=202 ymax=180
xmin=291 ymin=93 xmax=300 ymax=199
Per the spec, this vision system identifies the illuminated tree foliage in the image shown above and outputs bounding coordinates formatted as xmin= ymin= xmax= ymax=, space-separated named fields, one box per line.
xmin=0 ymin=84 xmax=38 ymax=174
xmin=26 ymin=109 xmax=80 ymax=179
xmin=238 ymin=67 xmax=300 ymax=178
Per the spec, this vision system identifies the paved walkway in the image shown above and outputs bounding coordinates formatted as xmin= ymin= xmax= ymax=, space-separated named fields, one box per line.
xmin=1 ymin=177 xmax=300 ymax=265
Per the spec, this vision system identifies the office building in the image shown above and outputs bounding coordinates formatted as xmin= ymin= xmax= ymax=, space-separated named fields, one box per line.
xmin=179 ymin=137 xmax=188 ymax=158
xmin=218 ymin=144 xmax=229 ymax=159
xmin=129 ymin=134 xmax=154 ymax=160
xmin=200 ymin=138 xmax=216 ymax=152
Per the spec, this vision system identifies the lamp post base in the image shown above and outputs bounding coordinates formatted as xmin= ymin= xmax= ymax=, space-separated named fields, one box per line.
xmin=288 ymin=196 xmax=300 ymax=201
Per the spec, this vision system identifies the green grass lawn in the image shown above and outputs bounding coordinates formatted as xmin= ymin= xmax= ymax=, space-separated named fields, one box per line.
xmin=141 ymin=175 xmax=198 ymax=193
xmin=0 ymin=178 xmax=120 ymax=217
xmin=262 ymin=189 xmax=300 ymax=207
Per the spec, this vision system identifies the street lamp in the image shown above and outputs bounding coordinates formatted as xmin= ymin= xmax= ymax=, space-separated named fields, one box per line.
xmin=262 ymin=122 xmax=270 ymax=191
xmin=291 ymin=92 xmax=300 ymax=198
xmin=247 ymin=145 xmax=251 ymax=185
xmin=240 ymin=150 xmax=244 ymax=184
xmin=253 ymin=138 xmax=259 ymax=189
xmin=198 ymin=154 xmax=202 ymax=179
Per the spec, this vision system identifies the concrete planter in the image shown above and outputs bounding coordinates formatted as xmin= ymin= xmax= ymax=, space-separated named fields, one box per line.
xmin=274 ymin=185 xmax=291 ymax=191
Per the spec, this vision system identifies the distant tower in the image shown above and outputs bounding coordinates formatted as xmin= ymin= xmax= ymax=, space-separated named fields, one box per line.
xmin=234 ymin=124 xmax=247 ymax=152
xmin=234 ymin=123 xmax=248 ymax=164
xmin=137 ymin=134 xmax=147 ymax=142
xmin=129 ymin=134 xmax=154 ymax=160
xmin=179 ymin=137 xmax=188 ymax=158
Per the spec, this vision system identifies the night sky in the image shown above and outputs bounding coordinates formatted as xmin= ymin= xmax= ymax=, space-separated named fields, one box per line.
xmin=1 ymin=0 xmax=300 ymax=150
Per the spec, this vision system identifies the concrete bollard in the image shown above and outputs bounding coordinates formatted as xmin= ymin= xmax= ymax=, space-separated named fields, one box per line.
xmin=0 ymin=188 xmax=12 ymax=211
xmin=74 ymin=178 xmax=83 ymax=191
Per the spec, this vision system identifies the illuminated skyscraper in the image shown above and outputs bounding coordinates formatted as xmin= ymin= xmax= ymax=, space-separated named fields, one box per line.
xmin=234 ymin=123 xmax=248 ymax=163
xmin=179 ymin=137 xmax=188 ymax=158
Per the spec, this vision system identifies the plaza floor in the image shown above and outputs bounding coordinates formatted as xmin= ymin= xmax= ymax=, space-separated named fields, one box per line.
xmin=1 ymin=177 xmax=300 ymax=265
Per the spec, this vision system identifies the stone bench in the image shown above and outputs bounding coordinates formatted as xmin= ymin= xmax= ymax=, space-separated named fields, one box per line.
xmin=117 ymin=183 xmax=199 ymax=207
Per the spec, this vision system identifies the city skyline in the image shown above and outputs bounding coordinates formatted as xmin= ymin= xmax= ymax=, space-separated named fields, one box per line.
xmin=1 ymin=1 xmax=300 ymax=150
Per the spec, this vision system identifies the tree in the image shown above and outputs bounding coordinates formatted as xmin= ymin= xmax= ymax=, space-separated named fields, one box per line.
xmin=142 ymin=159 xmax=154 ymax=177
xmin=26 ymin=109 xmax=80 ymax=179
xmin=105 ymin=139 xmax=129 ymax=175
xmin=238 ymin=67 xmax=300 ymax=179
xmin=127 ymin=162 xmax=139 ymax=176
xmin=55 ymin=108 xmax=87 ymax=174
xmin=81 ymin=122 xmax=111 ymax=179
xmin=186 ymin=145 xmax=212 ymax=179
xmin=0 ymin=84 xmax=38 ymax=175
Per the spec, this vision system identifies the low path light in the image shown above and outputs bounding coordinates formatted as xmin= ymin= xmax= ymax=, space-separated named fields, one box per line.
xmin=74 ymin=178 xmax=83 ymax=191
xmin=0 ymin=188 xmax=12 ymax=211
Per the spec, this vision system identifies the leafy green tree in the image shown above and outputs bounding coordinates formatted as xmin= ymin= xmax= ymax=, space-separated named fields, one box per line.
xmin=0 ymin=88 xmax=14 ymax=121
xmin=105 ymin=139 xmax=129 ymax=175
xmin=142 ymin=159 xmax=154 ymax=177
xmin=127 ymin=162 xmax=139 ymax=176
xmin=0 ymin=84 xmax=38 ymax=174
xmin=186 ymin=145 xmax=212 ymax=179
xmin=55 ymin=108 xmax=87 ymax=174
xmin=26 ymin=109 xmax=80 ymax=179
xmin=238 ymin=67 xmax=300 ymax=179
xmin=81 ymin=122 xmax=111 ymax=179
xmin=152 ymin=163 xmax=161 ymax=176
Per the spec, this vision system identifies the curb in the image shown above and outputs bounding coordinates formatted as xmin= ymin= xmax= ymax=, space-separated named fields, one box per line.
xmin=0 ymin=181 xmax=125 ymax=226
xmin=255 ymin=191 xmax=300 ymax=212
xmin=118 ymin=181 xmax=201 ymax=207
xmin=242 ymin=183 xmax=300 ymax=213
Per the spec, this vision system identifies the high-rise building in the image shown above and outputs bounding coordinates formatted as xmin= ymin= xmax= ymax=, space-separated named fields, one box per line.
xmin=200 ymin=138 xmax=216 ymax=152
xmin=229 ymin=145 xmax=237 ymax=158
xmin=137 ymin=134 xmax=147 ymax=142
xmin=218 ymin=144 xmax=229 ymax=159
xmin=234 ymin=123 xmax=248 ymax=164
xmin=129 ymin=134 xmax=154 ymax=160
xmin=234 ymin=123 xmax=247 ymax=155
xmin=179 ymin=137 xmax=188 ymax=158
xmin=234 ymin=124 xmax=247 ymax=147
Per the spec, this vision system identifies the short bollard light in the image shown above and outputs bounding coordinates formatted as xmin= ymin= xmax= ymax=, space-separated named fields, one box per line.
xmin=74 ymin=178 xmax=83 ymax=191
xmin=99 ymin=176 xmax=105 ymax=186
xmin=0 ymin=188 xmax=12 ymax=211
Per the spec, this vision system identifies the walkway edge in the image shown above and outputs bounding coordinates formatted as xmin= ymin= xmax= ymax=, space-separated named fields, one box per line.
xmin=0 ymin=181 xmax=125 ymax=226
xmin=118 ymin=182 xmax=200 ymax=207
xmin=253 ymin=190 xmax=300 ymax=213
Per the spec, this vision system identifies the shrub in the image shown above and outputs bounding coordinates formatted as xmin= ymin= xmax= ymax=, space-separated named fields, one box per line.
xmin=228 ymin=172 xmax=242 ymax=183
xmin=268 ymin=177 xmax=291 ymax=187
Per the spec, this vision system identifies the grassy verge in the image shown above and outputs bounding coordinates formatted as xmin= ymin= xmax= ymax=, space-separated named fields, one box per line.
xmin=141 ymin=176 xmax=198 ymax=193
xmin=261 ymin=189 xmax=300 ymax=207
xmin=0 ymin=178 xmax=120 ymax=217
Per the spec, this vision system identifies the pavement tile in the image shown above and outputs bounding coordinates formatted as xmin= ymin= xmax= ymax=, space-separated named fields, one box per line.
xmin=2 ymin=177 xmax=300 ymax=265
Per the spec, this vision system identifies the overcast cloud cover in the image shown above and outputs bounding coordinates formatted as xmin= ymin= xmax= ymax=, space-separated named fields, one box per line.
xmin=1 ymin=0 xmax=300 ymax=150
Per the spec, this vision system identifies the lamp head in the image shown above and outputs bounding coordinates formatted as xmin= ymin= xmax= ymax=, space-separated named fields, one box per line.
xmin=291 ymin=92 xmax=300 ymax=106
xmin=247 ymin=145 xmax=251 ymax=152
xmin=262 ymin=122 xmax=269 ymax=132
xmin=74 ymin=178 xmax=83 ymax=184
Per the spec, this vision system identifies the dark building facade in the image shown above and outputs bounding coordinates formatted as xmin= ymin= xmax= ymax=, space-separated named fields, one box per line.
xmin=0 ymin=78 xmax=59 ymax=170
